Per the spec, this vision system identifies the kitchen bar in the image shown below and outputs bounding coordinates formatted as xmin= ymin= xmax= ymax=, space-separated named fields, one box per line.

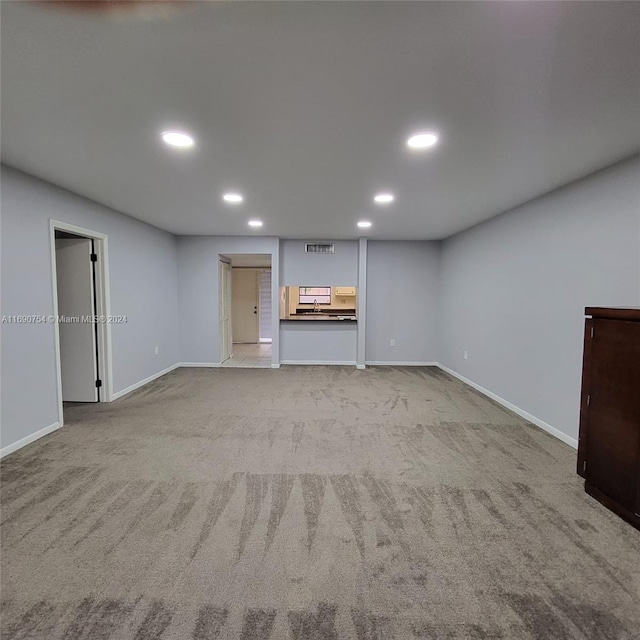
xmin=280 ymin=286 xmax=358 ymax=321
xmin=279 ymin=285 xmax=359 ymax=363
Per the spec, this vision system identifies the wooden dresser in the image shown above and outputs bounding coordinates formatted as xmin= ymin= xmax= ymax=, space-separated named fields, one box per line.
xmin=577 ymin=307 xmax=640 ymax=530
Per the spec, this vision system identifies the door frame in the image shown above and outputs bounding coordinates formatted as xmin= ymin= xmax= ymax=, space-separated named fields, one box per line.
xmin=50 ymin=220 xmax=113 ymax=425
xmin=258 ymin=268 xmax=273 ymax=343
xmin=219 ymin=259 xmax=232 ymax=363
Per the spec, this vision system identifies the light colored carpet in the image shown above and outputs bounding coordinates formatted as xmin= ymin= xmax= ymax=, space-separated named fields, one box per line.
xmin=1 ymin=366 xmax=639 ymax=639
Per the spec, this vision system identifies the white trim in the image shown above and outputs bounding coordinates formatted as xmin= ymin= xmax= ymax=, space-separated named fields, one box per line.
xmin=356 ymin=237 xmax=367 ymax=367
xmin=178 ymin=362 xmax=221 ymax=368
xmin=365 ymin=361 xmax=439 ymax=366
xmin=219 ymin=260 xmax=232 ymax=365
xmin=271 ymin=363 xmax=281 ymax=369
xmin=111 ymin=363 xmax=180 ymax=400
xmin=0 ymin=422 xmax=61 ymax=459
xmin=356 ymin=364 xmax=366 ymax=370
xmin=1 ymin=360 xmax=577 ymax=458
xmin=280 ymin=360 xmax=357 ymax=366
xmin=50 ymin=219 xmax=114 ymax=427
xmin=437 ymin=364 xmax=578 ymax=449
xmin=1 ymin=361 xmax=181 ymax=457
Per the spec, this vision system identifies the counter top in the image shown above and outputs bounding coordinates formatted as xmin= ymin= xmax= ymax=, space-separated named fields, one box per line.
xmin=585 ymin=307 xmax=640 ymax=321
xmin=281 ymin=315 xmax=357 ymax=322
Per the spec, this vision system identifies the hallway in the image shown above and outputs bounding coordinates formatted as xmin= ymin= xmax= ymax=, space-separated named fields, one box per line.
xmin=221 ymin=343 xmax=272 ymax=368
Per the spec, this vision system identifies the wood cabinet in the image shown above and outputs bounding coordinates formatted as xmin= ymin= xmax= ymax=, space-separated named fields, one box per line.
xmin=577 ymin=307 xmax=640 ymax=530
xmin=335 ymin=286 xmax=356 ymax=296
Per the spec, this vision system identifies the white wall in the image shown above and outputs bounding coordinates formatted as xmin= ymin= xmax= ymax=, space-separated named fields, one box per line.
xmin=177 ymin=236 xmax=280 ymax=364
xmin=439 ymin=156 xmax=640 ymax=443
xmin=365 ymin=241 xmax=441 ymax=364
xmin=280 ymin=240 xmax=358 ymax=285
xmin=1 ymin=166 xmax=180 ymax=451
xmin=280 ymin=323 xmax=357 ymax=364
xmin=177 ymin=236 xmax=218 ymax=364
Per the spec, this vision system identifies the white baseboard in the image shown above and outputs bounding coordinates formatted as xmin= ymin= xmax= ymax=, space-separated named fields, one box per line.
xmin=356 ymin=364 xmax=366 ymax=370
xmin=280 ymin=360 xmax=357 ymax=366
xmin=111 ymin=363 xmax=180 ymax=400
xmin=437 ymin=364 xmax=578 ymax=449
xmin=365 ymin=361 xmax=439 ymax=366
xmin=178 ymin=362 xmax=221 ymax=368
xmin=2 ymin=360 xmax=576 ymax=460
xmin=0 ymin=421 xmax=62 ymax=459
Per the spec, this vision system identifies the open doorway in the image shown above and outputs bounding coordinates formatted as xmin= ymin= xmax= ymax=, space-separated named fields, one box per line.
xmin=219 ymin=254 xmax=272 ymax=368
xmin=51 ymin=221 xmax=111 ymax=421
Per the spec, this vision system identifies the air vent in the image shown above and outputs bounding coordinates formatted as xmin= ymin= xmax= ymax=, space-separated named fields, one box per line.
xmin=305 ymin=243 xmax=335 ymax=254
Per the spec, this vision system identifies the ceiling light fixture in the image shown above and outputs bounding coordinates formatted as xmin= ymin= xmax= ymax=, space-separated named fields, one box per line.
xmin=223 ymin=193 xmax=244 ymax=204
xmin=357 ymin=221 xmax=372 ymax=229
xmin=161 ymin=130 xmax=195 ymax=148
xmin=374 ymin=193 xmax=394 ymax=204
xmin=248 ymin=220 xmax=263 ymax=228
xmin=406 ymin=131 xmax=438 ymax=150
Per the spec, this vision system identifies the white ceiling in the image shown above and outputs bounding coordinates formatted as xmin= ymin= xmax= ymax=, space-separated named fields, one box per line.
xmin=2 ymin=1 xmax=639 ymax=240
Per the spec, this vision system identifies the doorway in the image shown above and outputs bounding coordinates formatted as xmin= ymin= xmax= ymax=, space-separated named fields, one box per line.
xmin=50 ymin=221 xmax=111 ymax=421
xmin=219 ymin=254 xmax=272 ymax=368
xmin=219 ymin=260 xmax=232 ymax=364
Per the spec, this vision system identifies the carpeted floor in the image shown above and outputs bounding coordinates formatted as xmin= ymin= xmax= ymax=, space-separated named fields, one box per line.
xmin=1 ymin=366 xmax=639 ymax=639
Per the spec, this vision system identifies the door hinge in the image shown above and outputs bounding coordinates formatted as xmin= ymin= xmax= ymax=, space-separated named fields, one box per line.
xmin=95 ymin=379 xmax=102 ymax=388
xmin=90 ymin=253 xmax=98 ymax=262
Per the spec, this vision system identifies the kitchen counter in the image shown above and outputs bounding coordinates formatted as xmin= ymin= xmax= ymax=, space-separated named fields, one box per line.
xmin=281 ymin=315 xmax=357 ymax=322
xmin=280 ymin=316 xmax=358 ymax=363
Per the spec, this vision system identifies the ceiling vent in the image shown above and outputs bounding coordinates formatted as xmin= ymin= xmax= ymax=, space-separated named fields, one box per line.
xmin=305 ymin=243 xmax=335 ymax=254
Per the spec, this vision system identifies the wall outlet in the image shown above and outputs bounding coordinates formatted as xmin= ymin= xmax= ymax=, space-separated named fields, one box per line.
xmin=463 ymin=350 xmax=468 ymax=360
xmin=390 ymin=339 xmax=395 ymax=347
xmin=154 ymin=346 xmax=159 ymax=355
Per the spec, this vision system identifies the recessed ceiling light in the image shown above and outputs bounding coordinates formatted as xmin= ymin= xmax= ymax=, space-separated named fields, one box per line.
xmin=161 ymin=130 xmax=195 ymax=148
xmin=223 ymin=193 xmax=244 ymax=204
xmin=357 ymin=221 xmax=372 ymax=229
xmin=374 ymin=193 xmax=394 ymax=204
xmin=248 ymin=220 xmax=263 ymax=228
xmin=406 ymin=131 xmax=438 ymax=150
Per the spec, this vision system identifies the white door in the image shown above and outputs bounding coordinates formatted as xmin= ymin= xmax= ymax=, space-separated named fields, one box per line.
xmin=232 ymin=269 xmax=258 ymax=343
xmin=55 ymin=238 xmax=98 ymax=402
xmin=219 ymin=261 xmax=232 ymax=362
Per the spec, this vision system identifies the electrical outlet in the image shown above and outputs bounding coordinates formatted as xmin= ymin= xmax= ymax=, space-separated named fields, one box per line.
xmin=154 ymin=346 xmax=159 ymax=355
xmin=463 ymin=350 xmax=468 ymax=360
xmin=390 ymin=339 xmax=395 ymax=347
